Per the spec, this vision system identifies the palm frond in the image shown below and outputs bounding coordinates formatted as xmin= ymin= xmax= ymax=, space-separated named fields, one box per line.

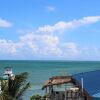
xmin=0 ymin=72 xmax=30 ymax=100
xmin=16 ymin=82 xmax=31 ymax=99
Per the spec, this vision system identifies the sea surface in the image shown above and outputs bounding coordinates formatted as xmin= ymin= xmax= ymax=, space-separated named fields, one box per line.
xmin=0 ymin=60 xmax=100 ymax=100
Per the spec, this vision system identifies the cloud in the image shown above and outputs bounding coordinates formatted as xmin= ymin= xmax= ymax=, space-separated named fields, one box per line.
xmin=1 ymin=16 xmax=100 ymax=59
xmin=63 ymin=42 xmax=80 ymax=56
xmin=42 ymin=34 xmax=59 ymax=46
xmin=46 ymin=6 xmax=55 ymax=12
xmin=37 ymin=16 xmax=100 ymax=33
xmin=0 ymin=39 xmax=19 ymax=54
xmin=0 ymin=18 xmax=12 ymax=28
xmin=20 ymin=34 xmax=62 ymax=56
xmin=80 ymin=16 xmax=100 ymax=24
xmin=0 ymin=33 xmax=99 ymax=59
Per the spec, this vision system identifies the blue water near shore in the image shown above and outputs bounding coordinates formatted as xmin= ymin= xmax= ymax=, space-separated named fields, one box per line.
xmin=0 ymin=60 xmax=100 ymax=100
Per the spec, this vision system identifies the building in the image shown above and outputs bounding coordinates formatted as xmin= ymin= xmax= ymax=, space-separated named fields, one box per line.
xmin=73 ymin=70 xmax=100 ymax=100
xmin=42 ymin=76 xmax=89 ymax=100
xmin=42 ymin=70 xmax=100 ymax=100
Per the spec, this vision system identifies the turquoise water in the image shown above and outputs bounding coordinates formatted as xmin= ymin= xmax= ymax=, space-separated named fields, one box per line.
xmin=0 ymin=60 xmax=100 ymax=99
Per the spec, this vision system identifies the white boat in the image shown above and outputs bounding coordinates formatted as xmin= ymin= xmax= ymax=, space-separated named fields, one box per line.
xmin=4 ymin=67 xmax=14 ymax=77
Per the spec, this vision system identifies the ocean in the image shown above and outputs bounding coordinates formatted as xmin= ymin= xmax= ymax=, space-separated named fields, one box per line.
xmin=0 ymin=60 xmax=100 ymax=100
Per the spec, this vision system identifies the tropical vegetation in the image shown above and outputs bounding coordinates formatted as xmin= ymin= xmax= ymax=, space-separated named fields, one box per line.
xmin=0 ymin=72 xmax=30 ymax=100
xmin=30 ymin=93 xmax=50 ymax=100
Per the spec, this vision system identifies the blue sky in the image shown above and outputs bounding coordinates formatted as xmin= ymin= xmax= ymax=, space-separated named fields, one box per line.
xmin=0 ymin=0 xmax=100 ymax=60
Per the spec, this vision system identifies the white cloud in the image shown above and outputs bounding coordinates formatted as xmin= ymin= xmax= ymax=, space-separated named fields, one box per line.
xmin=43 ymin=46 xmax=62 ymax=56
xmin=0 ymin=18 xmax=12 ymax=28
xmin=80 ymin=16 xmax=100 ymax=24
xmin=37 ymin=16 xmax=100 ymax=34
xmin=20 ymin=34 xmax=62 ymax=56
xmin=0 ymin=34 xmax=99 ymax=59
xmin=46 ymin=6 xmax=55 ymax=12
xmin=1 ymin=16 xmax=100 ymax=59
xmin=17 ymin=33 xmax=81 ymax=57
xmin=42 ymin=34 xmax=59 ymax=46
xmin=0 ymin=39 xmax=18 ymax=54
xmin=38 ymin=25 xmax=53 ymax=33
xmin=63 ymin=42 xmax=80 ymax=56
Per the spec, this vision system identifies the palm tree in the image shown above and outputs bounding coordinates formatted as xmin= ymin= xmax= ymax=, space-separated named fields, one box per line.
xmin=0 ymin=72 xmax=31 ymax=100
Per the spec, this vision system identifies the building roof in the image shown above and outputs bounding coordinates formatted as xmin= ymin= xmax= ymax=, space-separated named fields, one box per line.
xmin=73 ymin=70 xmax=100 ymax=98
xmin=42 ymin=76 xmax=72 ymax=89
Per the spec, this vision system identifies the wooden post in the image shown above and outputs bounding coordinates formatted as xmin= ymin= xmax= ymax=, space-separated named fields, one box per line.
xmin=65 ymin=89 xmax=66 ymax=100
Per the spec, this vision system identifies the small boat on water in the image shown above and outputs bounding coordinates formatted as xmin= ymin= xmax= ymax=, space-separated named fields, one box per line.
xmin=4 ymin=67 xmax=14 ymax=77
xmin=0 ymin=67 xmax=14 ymax=93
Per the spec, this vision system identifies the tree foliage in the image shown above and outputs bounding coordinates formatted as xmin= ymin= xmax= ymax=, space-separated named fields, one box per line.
xmin=30 ymin=93 xmax=50 ymax=100
xmin=0 ymin=72 xmax=30 ymax=100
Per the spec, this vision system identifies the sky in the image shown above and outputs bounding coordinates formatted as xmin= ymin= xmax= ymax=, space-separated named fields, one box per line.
xmin=0 ymin=0 xmax=100 ymax=60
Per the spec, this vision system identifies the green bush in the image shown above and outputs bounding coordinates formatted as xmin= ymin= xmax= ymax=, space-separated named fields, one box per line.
xmin=30 ymin=93 xmax=50 ymax=100
xmin=30 ymin=94 xmax=42 ymax=100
